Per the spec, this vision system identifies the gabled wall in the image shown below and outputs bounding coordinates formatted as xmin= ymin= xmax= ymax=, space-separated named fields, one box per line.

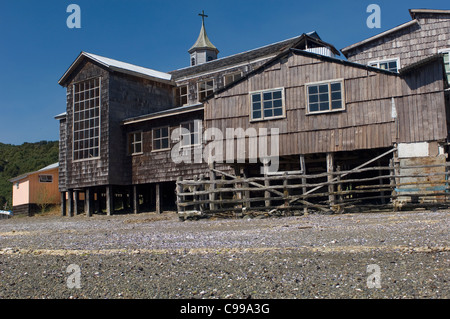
xmin=344 ymin=13 xmax=450 ymax=67
xmin=204 ymin=52 xmax=447 ymax=159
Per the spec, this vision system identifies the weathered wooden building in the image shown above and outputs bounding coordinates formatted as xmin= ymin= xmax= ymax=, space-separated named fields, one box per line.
xmin=9 ymin=163 xmax=60 ymax=216
xmin=56 ymin=9 xmax=450 ymax=217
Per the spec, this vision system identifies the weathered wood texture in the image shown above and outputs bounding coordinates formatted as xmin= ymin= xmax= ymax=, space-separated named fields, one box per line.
xmin=204 ymin=51 xmax=447 ymax=158
xmin=61 ymin=60 xmax=175 ymax=190
xmin=58 ymin=118 xmax=68 ymax=192
xmin=344 ymin=13 xmax=450 ymax=67
xmin=176 ymin=158 xmax=450 ymax=217
xmin=125 ymin=110 xmax=210 ymax=184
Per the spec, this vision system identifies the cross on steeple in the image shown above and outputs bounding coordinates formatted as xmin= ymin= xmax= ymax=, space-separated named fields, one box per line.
xmin=199 ymin=10 xmax=208 ymax=25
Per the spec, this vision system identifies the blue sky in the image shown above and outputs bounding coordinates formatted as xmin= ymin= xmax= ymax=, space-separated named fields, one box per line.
xmin=0 ymin=0 xmax=449 ymax=145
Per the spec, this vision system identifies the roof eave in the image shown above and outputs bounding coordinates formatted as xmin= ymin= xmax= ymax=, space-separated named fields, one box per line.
xmin=122 ymin=103 xmax=204 ymax=125
xmin=341 ymin=19 xmax=419 ymax=55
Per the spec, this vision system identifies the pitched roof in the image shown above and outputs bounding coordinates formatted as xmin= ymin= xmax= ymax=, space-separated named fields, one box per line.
xmin=122 ymin=103 xmax=204 ymax=125
xmin=188 ymin=20 xmax=219 ymax=54
xmin=409 ymin=9 xmax=450 ymax=19
xmin=58 ymin=52 xmax=173 ymax=86
xmin=9 ymin=163 xmax=59 ymax=183
xmin=171 ymin=33 xmax=340 ymax=79
xmin=341 ymin=19 xmax=419 ymax=55
xmin=342 ymin=8 xmax=450 ymax=56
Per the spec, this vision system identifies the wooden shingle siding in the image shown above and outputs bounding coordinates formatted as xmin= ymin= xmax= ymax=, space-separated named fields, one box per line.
xmin=58 ymin=118 xmax=67 ymax=192
xmin=205 ymin=51 xmax=447 ymax=158
xmin=125 ymin=111 xmax=210 ymax=184
xmin=344 ymin=13 xmax=450 ymax=67
xmin=65 ymin=61 xmax=110 ymax=189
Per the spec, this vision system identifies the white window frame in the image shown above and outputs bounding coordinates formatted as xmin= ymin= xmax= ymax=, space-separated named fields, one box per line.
xmin=39 ymin=175 xmax=53 ymax=183
xmin=368 ymin=57 xmax=400 ymax=73
xmin=175 ymin=85 xmax=189 ymax=106
xmin=224 ymin=72 xmax=243 ymax=86
xmin=152 ymin=126 xmax=170 ymax=152
xmin=249 ymin=87 xmax=286 ymax=122
xmin=305 ymin=79 xmax=345 ymax=115
xmin=438 ymin=48 xmax=450 ymax=84
xmin=72 ymin=77 xmax=101 ymax=162
xmin=128 ymin=131 xmax=143 ymax=156
xmin=180 ymin=120 xmax=202 ymax=148
xmin=197 ymin=79 xmax=214 ymax=101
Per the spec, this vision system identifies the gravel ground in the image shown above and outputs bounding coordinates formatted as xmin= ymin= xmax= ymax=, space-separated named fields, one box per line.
xmin=0 ymin=209 xmax=448 ymax=299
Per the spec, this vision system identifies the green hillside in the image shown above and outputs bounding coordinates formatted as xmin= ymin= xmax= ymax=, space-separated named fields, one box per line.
xmin=0 ymin=141 xmax=59 ymax=210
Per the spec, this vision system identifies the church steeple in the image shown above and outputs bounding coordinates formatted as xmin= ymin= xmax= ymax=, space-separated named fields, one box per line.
xmin=188 ymin=11 xmax=219 ymax=66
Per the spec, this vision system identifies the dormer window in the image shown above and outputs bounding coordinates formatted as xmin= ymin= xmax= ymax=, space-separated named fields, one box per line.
xmin=369 ymin=58 xmax=399 ymax=73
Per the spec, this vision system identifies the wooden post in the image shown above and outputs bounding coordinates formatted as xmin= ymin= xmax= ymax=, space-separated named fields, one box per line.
xmin=73 ymin=190 xmax=79 ymax=216
xmin=155 ymin=183 xmax=161 ymax=214
xmin=326 ymin=153 xmax=335 ymax=210
xmin=193 ymin=175 xmax=199 ymax=211
xmin=243 ymin=168 xmax=250 ymax=209
xmin=389 ymin=158 xmax=397 ymax=210
xmin=132 ymin=185 xmax=138 ymax=214
xmin=283 ymin=172 xmax=290 ymax=212
xmin=106 ymin=186 xmax=114 ymax=216
xmin=86 ymin=188 xmax=93 ymax=217
xmin=336 ymin=166 xmax=343 ymax=213
xmin=377 ymin=159 xmax=386 ymax=205
xmin=61 ymin=192 xmax=67 ymax=217
xmin=234 ymin=166 xmax=243 ymax=210
xmin=209 ymin=163 xmax=216 ymax=211
xmin=300 ymin=155 xmax=308 ymax=214
xmin=199 ymin=174 xmax=205 ymax=212
xmin=264 ymin=163 xmax=271 ymax=208
xmin=96 ymin=190 xmax=102 ymax=214
xmin=67 ymin=190 xmax=74 ymax=217
xmin=176 ymin=177 xmax=184 ymax=214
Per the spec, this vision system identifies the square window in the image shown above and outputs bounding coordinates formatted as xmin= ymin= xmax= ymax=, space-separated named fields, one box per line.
xmin=307 ymin=80 xmax=344 ymax=114
xmin=152 ymin=126 xmax=170 ymax=151
xmin=250 ymin=89 xmax=284 ymax=121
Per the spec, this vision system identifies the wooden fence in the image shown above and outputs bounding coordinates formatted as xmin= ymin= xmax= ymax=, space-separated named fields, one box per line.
xmin=176 ymin=158 xmax=450 ymax=219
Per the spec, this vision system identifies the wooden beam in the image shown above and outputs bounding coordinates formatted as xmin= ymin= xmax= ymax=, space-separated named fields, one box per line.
xmin=73 ymin=190 xmax=79 ymax=216
xmin=132 ymin=185 xmax=138 ymax=214
xmin=326 ymin=153 xmax=335 ymax=208
xmin=300 ymin=155 xmax=308 ymax=214
xmin=60 ymin=192 xmax=66 ymax=217
xmin=106 ymin=186 xmax=114 ymax=216
xmin=86 ymin=188 xmax=93 ymax=217
xmin=209 ymin=163 xmax=217 ymax=211
xmin=155 ymin=183 xmax=161 ymax=214
xmin=67 ymin=190 xmax=73 ymax=217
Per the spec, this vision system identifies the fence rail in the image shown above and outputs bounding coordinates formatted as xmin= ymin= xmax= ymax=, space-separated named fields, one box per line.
xmin=176 ymin=158 xmax=450 ymax=219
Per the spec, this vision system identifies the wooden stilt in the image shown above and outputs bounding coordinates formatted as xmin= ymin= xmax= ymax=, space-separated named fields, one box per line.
xmin=155 ymin=183 xmax=161 ymax=214
xmin=132 ymin=185 xmax=138 ymax=214
xmin=60 ymin=192 xmax=66 ymax=217
xmin=68 ymin=190 xmax=74 ymax=217
xmin=73 ymin=190 xmax=79 ymax=216
xmin=326 ymin=153 xmax=335 ymax=210
xmin=106 ymin=186 xmax=114 ymax=216
xmin=86 ymin=188 xmax=93 ymax=217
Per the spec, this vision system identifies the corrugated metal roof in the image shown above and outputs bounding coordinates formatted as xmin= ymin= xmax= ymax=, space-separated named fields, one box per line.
xmin=9 ymin=163 xmax=59 ymax=183
xmin=59 ymin=52 xmax=173 ymax=86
